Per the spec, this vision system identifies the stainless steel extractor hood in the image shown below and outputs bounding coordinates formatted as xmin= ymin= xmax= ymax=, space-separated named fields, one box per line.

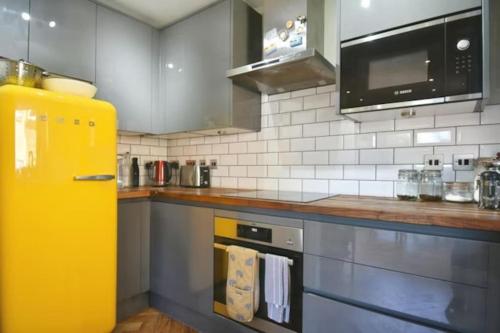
xmin=228 ymin=0 xmax=336 ymax=95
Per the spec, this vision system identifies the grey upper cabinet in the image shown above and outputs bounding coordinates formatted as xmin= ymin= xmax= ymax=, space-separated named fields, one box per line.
xmin=0 ymin=0 xmax=29 ymax=60
xmin=150 ymin=202 xmax=214 ymax=316
xmin=96 ymin=6 xmax=157 ymax=133
xmin=29 ymin=0 xmax=96 ymax=81
xmin=157 ymin=0 xmax=261 ymax=135
xmin=117 ymin=200 xmax=150 ymax=302
xmin=340 ymin=0 xmax=481 ymax=41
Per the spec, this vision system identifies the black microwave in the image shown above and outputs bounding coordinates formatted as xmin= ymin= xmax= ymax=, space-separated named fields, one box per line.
xmin=340 ymin=9 xmax=483 ymax=115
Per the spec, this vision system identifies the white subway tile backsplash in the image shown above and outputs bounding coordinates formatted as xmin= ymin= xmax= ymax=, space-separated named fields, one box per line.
xmin=395 ymin=116 xmax=434 ymax=130
xmin=304 ymin=93 xmax=330 ymax=109
xmin=303 ymin=179 xmax=329 ymax=193
xmin=329 ymin=180 xmax=359 ymax=195
xmin=278 ymin=152 xmax=302 ymax=165
xmin=279 ymin=125 xmax=303 ymax=139
xmin=292 ymin=110 xmax=316 ymax=124
xmin=290 ymin=138 xmax=315 ymax=152
xmin=415 ymin=128 xmax=455 ymax=146
xmin=131 ymin=145 xmax=150 ymax=155
xmin=280 ymin=98 xmax=303 ymax=113
xmin=455 ymin=170 xmax=475 ymax=182
xmin=330 ymin=120 xmax=360 ymax=135
xmin=344 ymin=133 xmax=376 ymax=149
xmin=162 ymin=88 xmax=500 ymax=198
xmin=394 ymin=147 xmax=433 ymax=164
xmin=360 ymin=149 xmax=394 ymax=165
xmin=303 ymin=151 xmax=329 ymax=165
xmin=247 ymin=141 xmax=267 ymax=153
xmin=481 ymin=105 xmax=500 ymax=124
xmin=121 ymin=136 xmax=141 ymax=144
xmin=291 ymin=166 xmax=315 ymax=179
xmin=279 ymin=179 xmax=302 ymax=192
xmin=344 ymin=165 xmax=376 ymax=180
xmin=141 ymin=137 xmax=159 ymax=146
xmin=329 ymin=150 xmax=359 ymax=165
xmin=303 ymin=122 xmax=330 ymax=137
xmin=316 ymin=165 xmax=343 ymax=179
xmin=377 ymin=131 xmax=413 ymax=148
xmin=360 ymin=120 xmax=395 ymax=133
xmin=268 ymin=139 xmax=290 ymax=152
xmin=457 ymin=124 xmax=500 ymax=144
xmin=118 ymin=144 xmax=130 ymax=154
xmin=435 ymin=113 xmax=480 ymax=127
xmin=316 ymin=136 xmax=343 ymax=150
xmin=268 ymin=166 xmax=290 ymax=178
xmin=360 ymin=181 xmax=394 ymax=197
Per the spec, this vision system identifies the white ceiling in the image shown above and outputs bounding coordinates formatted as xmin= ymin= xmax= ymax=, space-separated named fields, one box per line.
xmin=95 ymin=0 xmax=264 ymax=29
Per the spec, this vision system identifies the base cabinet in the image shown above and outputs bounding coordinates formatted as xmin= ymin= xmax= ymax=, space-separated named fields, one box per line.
xmin=150 ymin=202 xmax=214 ymax=316
xmin=117 ymin=199 xmax=150 ymax=320
xmin=303 ymin=293 xmax=443 ymax=333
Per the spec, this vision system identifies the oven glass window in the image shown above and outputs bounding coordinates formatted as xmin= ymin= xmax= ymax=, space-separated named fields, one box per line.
xmin=369 ymin=50 xmax=429 ymax=90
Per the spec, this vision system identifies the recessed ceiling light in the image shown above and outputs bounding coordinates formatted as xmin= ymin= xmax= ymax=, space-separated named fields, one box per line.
xmin=361 ymin=0 xmax=370 ymax=9
xmin=49 ymin=21 xmax=56 ymax=28
xmin=167 ymin=63 xmax=174 ymax=69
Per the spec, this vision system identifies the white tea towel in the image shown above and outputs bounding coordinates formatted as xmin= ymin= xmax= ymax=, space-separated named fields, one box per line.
xmin=264 ymin=254 xmax=290 ymax=323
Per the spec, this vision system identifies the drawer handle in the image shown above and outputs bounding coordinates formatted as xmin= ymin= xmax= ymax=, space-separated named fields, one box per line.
xmin=74 ymin=175 xmax=115 ymax=181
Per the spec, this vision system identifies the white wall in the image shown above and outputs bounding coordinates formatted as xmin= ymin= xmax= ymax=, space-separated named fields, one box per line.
xmin=165 ymin=85 xmax=500 ymax=197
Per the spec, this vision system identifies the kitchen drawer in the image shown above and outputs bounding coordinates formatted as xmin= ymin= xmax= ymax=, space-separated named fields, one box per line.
xmin=304 ymin=220 xmax=488 ymax=287
xmin=304 ymin=254 xmax=486 ymax=333
xmin=303 ymin=293 xmax=444 ymax=333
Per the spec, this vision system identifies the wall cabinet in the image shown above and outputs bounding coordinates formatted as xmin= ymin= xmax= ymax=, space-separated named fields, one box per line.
xmin=0 ymin=0 xmax=29 ymax=60
xmin=150 ymin=202 xmax=214 ymax=316
xmin=96 ymin=6 xmax=158 ymax=134
xmin=157 ymin=0 xmax=261 ymax=135
xmin=117 ymin=200 xmax=150 ymax=302
xmin=29 ymin=0 xmax=96 ymax=82
xmin=488 ymin=0 xmax=500 ymax=105
xmin=340 ymin=0 xmax=481 ymax=41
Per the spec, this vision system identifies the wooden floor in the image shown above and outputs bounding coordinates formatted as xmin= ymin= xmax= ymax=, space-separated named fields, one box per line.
xmin=114 ymin=308 xmax=198 ymax=333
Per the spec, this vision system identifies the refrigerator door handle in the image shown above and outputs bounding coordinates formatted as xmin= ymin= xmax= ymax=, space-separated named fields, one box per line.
xmin=73 ymin=175 xmax=115 ymax=181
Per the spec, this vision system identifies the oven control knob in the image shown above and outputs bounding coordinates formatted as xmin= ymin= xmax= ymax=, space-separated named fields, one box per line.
xmin=457 ymin=39 xmax=470 ymax=51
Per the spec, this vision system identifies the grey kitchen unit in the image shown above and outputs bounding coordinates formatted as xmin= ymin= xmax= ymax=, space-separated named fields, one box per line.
xmin=340 ymin=0 xmax=482 ymax=41
xmin=157 ymin=0 xmax=262 ymax=135
xmin=29 ymin=0 xmax=97 ymax=82
xmin=303 ymin=219 xmax=500 ymax=333
xmin=0 ymin=0 xmax=29 ymax=60
xmin=96 ymin=5 xmax=159 ymax=134
xmin=117 ymin=200 xmax=151 ymax=321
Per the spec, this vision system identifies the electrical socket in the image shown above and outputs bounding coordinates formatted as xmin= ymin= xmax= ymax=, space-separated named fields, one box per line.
xmin=199 ymin=159 xmax=206 ymax=166
xmin=423 ymin=154 xmax=444 ymax=170
xmin=453 ymin=154 xmax=475 ymax=171
xmin=210 ymin=159 xmax=218 ymax=169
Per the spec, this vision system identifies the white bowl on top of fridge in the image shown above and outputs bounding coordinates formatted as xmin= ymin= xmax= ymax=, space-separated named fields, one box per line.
xmin=42 ymin=77 xmax=97 ymax=98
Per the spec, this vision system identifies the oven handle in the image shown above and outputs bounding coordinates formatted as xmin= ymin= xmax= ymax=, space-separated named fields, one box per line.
xmin=214 ymin=242 xmax=294 ymax=266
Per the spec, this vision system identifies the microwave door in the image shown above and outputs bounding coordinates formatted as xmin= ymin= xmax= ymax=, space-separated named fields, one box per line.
xmin=341 ymin=19 xmax=446 ymax=113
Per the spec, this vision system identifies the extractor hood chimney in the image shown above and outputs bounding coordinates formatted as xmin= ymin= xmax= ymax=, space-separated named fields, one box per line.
xmin=227 ymin=0 xmax=336 ymax=95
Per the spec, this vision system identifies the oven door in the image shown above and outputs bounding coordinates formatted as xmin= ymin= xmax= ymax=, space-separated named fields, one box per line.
xmin=213 ymin=237 xmax=303 ymax=333
xmin=340 ymin=19 xmax=446 ymax=114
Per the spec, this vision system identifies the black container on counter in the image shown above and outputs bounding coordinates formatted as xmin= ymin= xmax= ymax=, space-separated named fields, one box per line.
xmin=131 ymin=157 xmax=140 ymax=187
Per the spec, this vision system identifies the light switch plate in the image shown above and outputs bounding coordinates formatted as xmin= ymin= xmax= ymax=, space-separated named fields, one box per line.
xmin=453 ymin=154 xmax=475 ymax=171
xmin=423 ymin=154 xmax=444 ymax=170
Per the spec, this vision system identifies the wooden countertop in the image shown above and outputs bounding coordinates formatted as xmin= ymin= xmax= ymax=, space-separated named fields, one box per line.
xmin=118 ymin=187 xmax=500 ymax=232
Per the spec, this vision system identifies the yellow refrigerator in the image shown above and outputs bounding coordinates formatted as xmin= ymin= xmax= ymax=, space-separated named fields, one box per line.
xmin=0 ymin=85 xmax=117 ymax=333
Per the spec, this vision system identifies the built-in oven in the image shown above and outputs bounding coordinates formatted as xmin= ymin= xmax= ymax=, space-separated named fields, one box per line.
xmin=340 ymin=9 xmax=483 ymax=115
xmin=213 ymin=216 xmax=303 ymax=333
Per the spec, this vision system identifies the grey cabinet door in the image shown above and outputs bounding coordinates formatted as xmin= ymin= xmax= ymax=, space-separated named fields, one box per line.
xmin=340 ymin=0 xmax=481 ymax=41
xmin=29 ymin=0 xmax=96 ymax=82
xmin=0 ymin=0 xmax=29 ymax=60
xmin=303 ymin=293 xmax=444 ymax=333
xmin=150 ymin=202 xmax=214 ymax=316
xmin=96 ymin=6 xmax=155 ymax=134
xmin=117 ymin=200 xmax=150 ymax=302
xmin=158 ymin=0 xmax=231 ymax=134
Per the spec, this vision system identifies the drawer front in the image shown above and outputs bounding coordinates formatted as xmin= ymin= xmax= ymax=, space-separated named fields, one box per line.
xmin=304 ymin=254 xmax=486 ymax=333
xmin=304 ymin=220 xmax=489 ymax=287
xmin=303 ymin=293 xmax=444 ymax=333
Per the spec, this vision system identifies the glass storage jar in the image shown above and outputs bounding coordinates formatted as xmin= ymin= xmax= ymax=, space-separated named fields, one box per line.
xmin=419 ymin=170 xmax=443 ymax=201
xmin=396 ymin=169 xmax=419 ymax=200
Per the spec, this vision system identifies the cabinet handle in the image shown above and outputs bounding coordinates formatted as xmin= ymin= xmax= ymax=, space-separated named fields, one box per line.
xmin=74 ymin=175 xmax=115 ymax=181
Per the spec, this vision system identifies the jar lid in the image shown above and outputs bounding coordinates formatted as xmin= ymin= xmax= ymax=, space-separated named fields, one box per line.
xmin=421 ymin=169 xmax=442 ymax=176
